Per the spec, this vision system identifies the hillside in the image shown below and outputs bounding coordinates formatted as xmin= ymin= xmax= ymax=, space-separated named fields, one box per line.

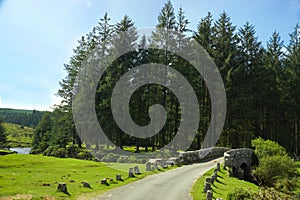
xmin=0 ymin=108 xmax=44 ymax=127
xmin=3 ymin=123 xmax=34 ymax=147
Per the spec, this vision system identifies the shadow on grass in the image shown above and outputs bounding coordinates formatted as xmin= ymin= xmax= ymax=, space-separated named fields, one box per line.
xmin=217 ymin=175 xmax=224 ymax=179
xmin=216 ymin=179 xmax=225 ymax=185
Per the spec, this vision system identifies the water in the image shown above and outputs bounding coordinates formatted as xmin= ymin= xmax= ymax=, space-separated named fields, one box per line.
xmin=9 ymin=147 xmax=31 ymax=154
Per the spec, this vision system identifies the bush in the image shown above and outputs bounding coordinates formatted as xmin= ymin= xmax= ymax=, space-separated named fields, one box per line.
xmin=227 ymin=188 xmax=253 ymax=200
xmin=274 ymin=177 xmax=299 ymax=193
xmin=30 ymin=148 xmax=43 ymax=154
xmin=76 ymin=150 xmax=93 ymax=160
xmin=66 ymin=144 xmax=80 ymax=157
xmin=251 ymin=137 xmax=287 ymax=159
xmin=253 ymin=155 xmax=296 ymax=186
xmin=43 ymin=145 xmax=67 ymax=158
xmin=253 ymin=188 xmax=292 ymax=199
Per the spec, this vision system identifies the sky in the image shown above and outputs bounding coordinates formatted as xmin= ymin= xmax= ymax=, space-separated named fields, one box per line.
xmin=0 ymin=0 xmax=299 ymax=111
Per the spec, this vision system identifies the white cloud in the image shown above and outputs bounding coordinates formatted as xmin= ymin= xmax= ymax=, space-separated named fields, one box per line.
xmin=50 ymin=95 xmax=63 ymax=110
xmin=0 ymin=96 xmax=2 ymax=108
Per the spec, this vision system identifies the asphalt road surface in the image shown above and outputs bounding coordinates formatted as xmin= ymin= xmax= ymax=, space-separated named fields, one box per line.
xmin=93 ymin=157 xmax=223 ymax=200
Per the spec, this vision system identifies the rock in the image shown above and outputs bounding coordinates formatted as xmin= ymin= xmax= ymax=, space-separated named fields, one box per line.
xmin=212 ymin=174 xmax=217 ymax=182
xmin=81 ymin=181 xmax=92 ymax=188
xmin=116 ymin=174 xmax=122 ymax=181
xmin=134 ymin=166 xmax=140 ymax=174
xmin=128 ymin=168 xmax=134 ymax=177
xmin=206 ymin=190 xmax=213 ymax=200
xmin=203 ymin=182 xmax=211 ymax=192
xmin=146 ymin=162 xmax=151 ymax=171
xmin=205 ymin=177 xmax=212 ymax=184
xmin=214 ymin=168 xmax=218 ymax=174
xmin=210 ymin=175 xmax=215 ymax=184
xmin=148 ymin=158 xmax=162 ymax=170
xmin=167 ymin=157 xmax=179 ymax=166
xmin=57 ymin=183 xmax=70 ymax=195
xmin=160 ymin=160 xmax=166 ymax=168
xmin=100 ymin=179 xmax=109 ymax=186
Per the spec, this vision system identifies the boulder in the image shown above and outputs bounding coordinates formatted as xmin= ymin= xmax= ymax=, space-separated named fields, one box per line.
xmin=57 ymin=183 xmax=70 ymax=195
xmin=81 ymin=181 xmax=92 ymax=188
xmin=128 ymin=168 xmax=134 ymax=177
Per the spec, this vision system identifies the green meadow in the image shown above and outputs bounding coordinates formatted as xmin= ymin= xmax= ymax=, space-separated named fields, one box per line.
xmin=0 ymin=154 xmax=172 ymax=199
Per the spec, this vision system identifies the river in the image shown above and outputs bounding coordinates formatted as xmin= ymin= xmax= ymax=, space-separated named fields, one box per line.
xmin=9 ymin=147 xmax=31 ymax=154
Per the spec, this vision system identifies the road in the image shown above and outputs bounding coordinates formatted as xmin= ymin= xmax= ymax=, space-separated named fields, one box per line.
xmin=92 ymin=157 xmax=223 ymax=200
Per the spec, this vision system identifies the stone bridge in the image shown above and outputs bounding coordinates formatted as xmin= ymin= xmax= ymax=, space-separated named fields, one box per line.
xmin=178 ymin=147 xmax=230 ymax=164
xmin=224 ymin=148 xmax=259 ymax=180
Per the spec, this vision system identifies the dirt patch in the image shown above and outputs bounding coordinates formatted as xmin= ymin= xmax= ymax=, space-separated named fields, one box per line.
xmin=42 ymin=196 xmax=55 ymax=200
xmin=0 ymin=195 xmax=56 ymax=200
xmin=0 ymin=194 xmax=33 ymax=200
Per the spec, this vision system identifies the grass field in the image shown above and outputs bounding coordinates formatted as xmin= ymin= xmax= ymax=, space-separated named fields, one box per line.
xmin=0 ymin=154 xmax=174 ymax=199
xmin=3 ymin=123 xmax=34 ymax=147
xmin=191 ymin=165 xmax=259 ymax=200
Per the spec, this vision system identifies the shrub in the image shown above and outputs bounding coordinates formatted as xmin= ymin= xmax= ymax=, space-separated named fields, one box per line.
xmin=251 ymin=137 xmax=287 ymax=159
xmin=253 ymin=155 xmax=296 ymax=186
xmin=274 ymin=177 xmax=299 ymax=193
xmin=30 ymin=148 xmax=43 ymax=154
xmin=43 ymin=145 xmax=67 ymax=158
xmin=76 ymin=150 xmax=93 ymax=160
xmin=253 ymin=188 xmax=292 ymax=199
xmin=251 ymin=137 xmax=297 ymax=187
xmin=66 ymin=144 xmax=80 ymax=157
xmin=227 ymin=188 xmax=253 ymax=200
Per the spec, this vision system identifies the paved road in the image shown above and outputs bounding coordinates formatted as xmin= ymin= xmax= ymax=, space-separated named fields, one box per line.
xmin=92 ymin=157 xmax=223 ymax=200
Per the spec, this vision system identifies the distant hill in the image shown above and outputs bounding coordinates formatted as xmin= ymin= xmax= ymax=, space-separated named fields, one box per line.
xmin=3 ymin=123 xmax=34 ymax=147
xmin=0 ymin=108 xmax=44 ymax=127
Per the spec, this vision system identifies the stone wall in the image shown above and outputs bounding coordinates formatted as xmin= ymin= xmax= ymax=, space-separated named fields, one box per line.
xmin=178 ymin=147 xmax=230 ymax=164
xmin=224 ymin=148 xmax=259 ymax=180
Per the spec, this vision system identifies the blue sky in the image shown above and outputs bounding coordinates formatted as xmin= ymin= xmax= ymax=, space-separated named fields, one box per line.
xmin=0 ymin=0 xmax=299 ymax=111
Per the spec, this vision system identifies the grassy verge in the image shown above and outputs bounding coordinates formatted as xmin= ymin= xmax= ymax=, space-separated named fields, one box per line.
xmin=0 ymin=154 xmax=176 ymax=199
xmin=191 ymin=165 xmax=259 ymax=200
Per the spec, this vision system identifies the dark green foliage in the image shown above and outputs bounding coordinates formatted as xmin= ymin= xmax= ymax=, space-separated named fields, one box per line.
xmin=31 ymin=109 xmax=73 ymax=154
xmin=0 ymin=115 xmax=7 ymax=148
xmin=252 ymin=138 xmax=297 ymax=187
xmin=254 ymin=155 xmax=296 ymax=186
xmin=251 ymin=137 xmax=287 ymax=159
xmin=43 ymin=145 xmax=67 ymax=158
xmin=0 ymin=108 xmax=43 ymax=127
xmin=227 ymin=188 xmax=253 ymax=200
xmin=32 ymin=112 xmax=53 ymax=153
